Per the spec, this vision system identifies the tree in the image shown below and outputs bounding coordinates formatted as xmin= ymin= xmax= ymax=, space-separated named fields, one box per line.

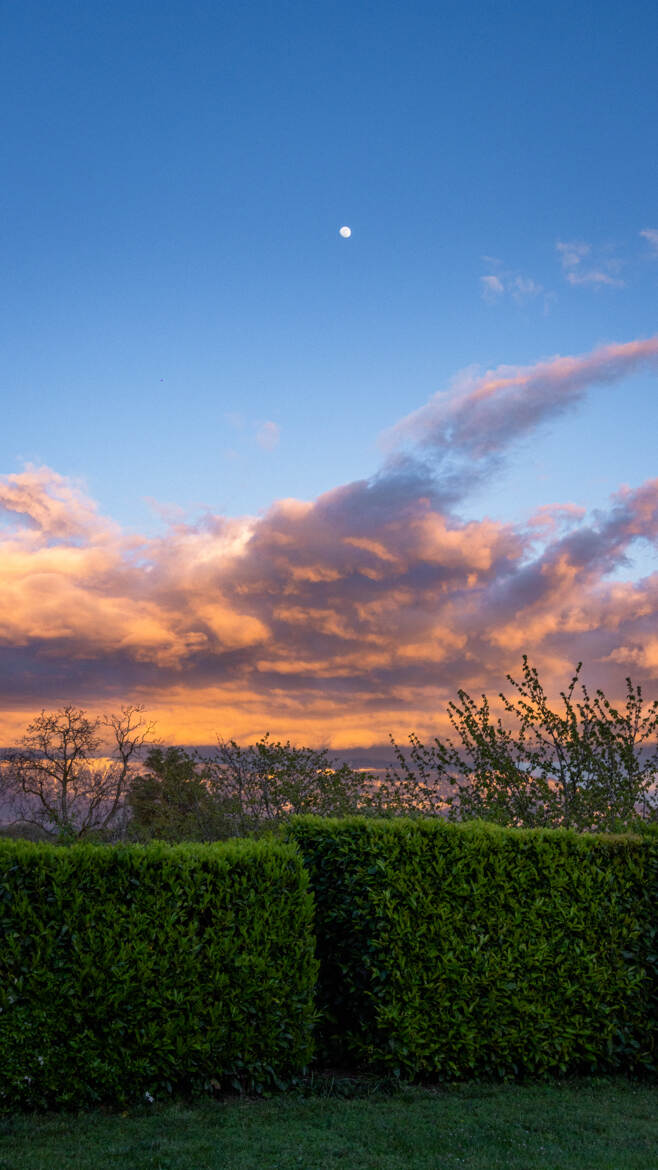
xmin=5 ymin=704 xmax=156 ymax=840
xmin=126 ymin=746 xmax=235 ymax=842
xmin=202 ymin=734 xmax=381 ymax=836
xmin=381 ymin=658 xmax=658 ymax=832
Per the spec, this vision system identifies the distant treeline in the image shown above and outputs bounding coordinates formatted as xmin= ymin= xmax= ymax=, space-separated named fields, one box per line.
xmin=2 ymin=657 xmax=658 ymax=844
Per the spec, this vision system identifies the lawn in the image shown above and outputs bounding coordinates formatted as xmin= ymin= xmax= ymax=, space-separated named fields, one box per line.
xmin=1 ymin=1075 xmax=656 ymax=1170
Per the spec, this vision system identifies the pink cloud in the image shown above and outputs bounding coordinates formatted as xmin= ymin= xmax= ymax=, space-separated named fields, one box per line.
xmin=385 ymin=335 xmax=658 ymax=462
xmin=0 ymin=466 xmax=113 ymax=542
xmin=1 ymin=339 xmax=657 ymax=749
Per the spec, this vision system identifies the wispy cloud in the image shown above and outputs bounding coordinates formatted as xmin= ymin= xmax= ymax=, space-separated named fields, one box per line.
xmin=556 ymin=241 xmax=590 ymax=270
xmin=510 ymin=275 xmax=544 ymax=302
xmin=479 ymin=261 xmax=545 ymax=306
xmin=556 ymin=239 xmax=625 ymax=288
xmin=640 ymin=228 xmax=658 ymax=256
xmin=1 ymin=337 xmax=658 ymax=749
xmin=566 ymin=269 xmax=624 ymax=288
xmin=480 ymin=274 xmax=504 ymax=302
xmin=225 ymin=412 xmax=281 ymax=451
xmin=255 ymin=420 xmax=281 ymax=450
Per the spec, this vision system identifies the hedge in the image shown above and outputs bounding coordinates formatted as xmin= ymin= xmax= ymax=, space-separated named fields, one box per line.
xmin=0 ymin=838 xmax=318 ymax=1108
xmin=286 ymin=816 xmax=658 ymax=1082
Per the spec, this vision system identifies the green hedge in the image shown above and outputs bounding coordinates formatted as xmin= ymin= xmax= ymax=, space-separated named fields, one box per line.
xmin=0 ymin=838 xmax=318 ymax=1108
xmin=286 ymin=816 xmax=657 ymax=1081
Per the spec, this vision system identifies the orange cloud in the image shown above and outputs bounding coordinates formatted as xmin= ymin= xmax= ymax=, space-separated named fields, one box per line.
xmin=1 ymin=339 xmax=658 ymax=754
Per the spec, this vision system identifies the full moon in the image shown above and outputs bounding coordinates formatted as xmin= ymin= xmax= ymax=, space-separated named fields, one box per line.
xmin=339 ymin=225 xmax=352 ymax=238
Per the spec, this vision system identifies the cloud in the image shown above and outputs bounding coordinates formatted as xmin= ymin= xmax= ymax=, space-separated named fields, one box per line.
xmin=556 ymin=240 xmax=590 ymax=269
xmin=255 ymin=420 xmax=280 ymax=450
xmin=480 ymin=274 xmax=504 ymax=302
xmin=556 ymin=239 xmax=625 ymax=288
xmin=641 ymin=228 xmax=658 ymax=256
xmin=384 ymin=336 xmax=658 ymax=469
xmin=524 ymin=502 xmax=588 ymax=538
xmin=479 ymin=265 xmax=544 ymax=306
xmin=224 ymin=412 xmax=280 ymax=450
xmin=510 ymin=276 xmax=543 ymax=303
xmin=566 ymin=270 xmax=625 ymax=288
xmin=0 ymin=466 xmax=113 ymax=543
xmin=1 ymin=337 xmax=658 ymax=750
xmin=143 ymin=497 xmax=186 ymax=525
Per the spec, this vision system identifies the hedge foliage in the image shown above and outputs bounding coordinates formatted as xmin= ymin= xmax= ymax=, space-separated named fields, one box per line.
xmin=4 ymin=818 xmax=658 ymax=1110
xmin=286 ymin=816 xmax=658 ymax=1082
xmin=0 ymin=838 xmax=318 ymax=1108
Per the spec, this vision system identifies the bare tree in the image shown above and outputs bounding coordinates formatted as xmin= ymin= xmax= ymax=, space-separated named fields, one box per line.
xmin=4 ymin=704 xmax=156 ymax=840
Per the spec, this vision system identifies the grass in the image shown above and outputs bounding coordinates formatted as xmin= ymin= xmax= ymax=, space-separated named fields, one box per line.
xmin=1 ymin=1075 xmax=656 ymax=1169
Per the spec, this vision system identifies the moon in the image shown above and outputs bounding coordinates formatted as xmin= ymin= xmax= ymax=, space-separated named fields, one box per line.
xmin=339 ymin=225 xmax=352 ymax=238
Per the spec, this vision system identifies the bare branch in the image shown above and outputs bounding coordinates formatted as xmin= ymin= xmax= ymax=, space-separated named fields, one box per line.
xmin=2 ymin=704 xmax=156 ymax=839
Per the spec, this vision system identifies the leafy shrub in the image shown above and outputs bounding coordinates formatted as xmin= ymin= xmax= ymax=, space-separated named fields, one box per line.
xmin=0 ymin=837 xmax=318 ymax=1108
xmin=126 ymin=747 xmax=237 ymax=842
xmin=381 ymin=659 xmax=658 ymax=830
xmin=125 ymin=739 xmax=383 ymax=844
xmin=287 ymin=815 xmax=657 ymax=1081
xmin=203 ymin=735 xmax=381 ymax=837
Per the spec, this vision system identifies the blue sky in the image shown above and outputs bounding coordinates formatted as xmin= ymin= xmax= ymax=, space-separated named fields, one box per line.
xmin=3 ymin=0 xmax=657 ymax=530
xmin=1 ymin=1 xmax=657 ymax=746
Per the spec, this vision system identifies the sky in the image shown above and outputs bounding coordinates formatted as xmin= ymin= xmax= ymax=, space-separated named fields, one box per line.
xmin=1 ymin=0 xmax=658 ymax=755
